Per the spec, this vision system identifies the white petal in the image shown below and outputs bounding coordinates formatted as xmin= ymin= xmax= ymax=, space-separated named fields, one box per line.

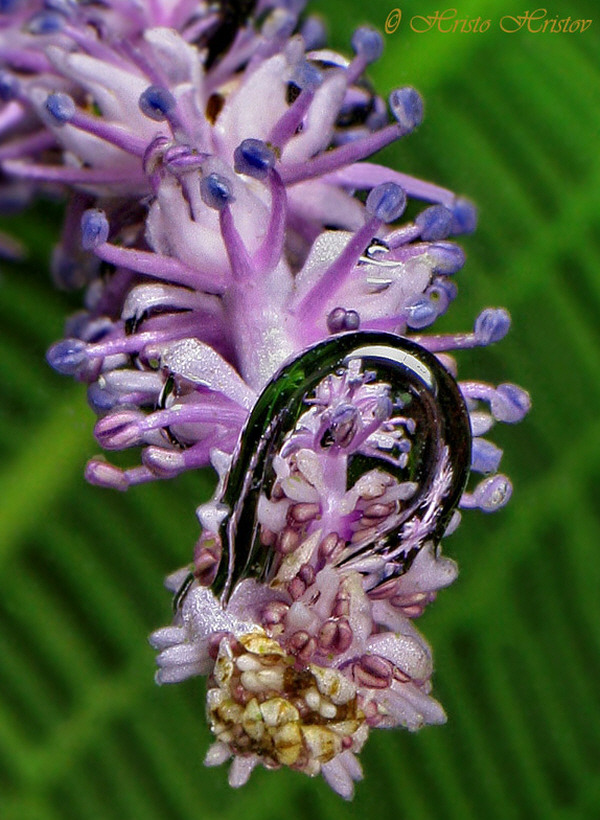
xmin=158 ymin=337 xmax=256 ymax=409
xmin=148 ymin=626 xmax=187 ymax=650
xmin=228 ymin=754 xmax=258 ymax=788
xmin=366 ymin=632 xmax=433 ymax=682
xmin=204 ymin=742 xmax=231 ymax=767
xmin=394 ymin=541 xmax=458 ymax=595
xmin=145 ymin=28 xmax=201 ymax=86
xmin=282 ymin=72 xmax=346 ymax=163
xmin=155 ymin=662 xmax=204 ymax=684
xmin=321 ymin=757 xmax=354 ymax=800
xmin=217 ymin=54 xmax=289 ymax=148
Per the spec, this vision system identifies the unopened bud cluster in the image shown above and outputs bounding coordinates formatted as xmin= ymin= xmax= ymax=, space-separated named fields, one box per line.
xmin=0 ymin=0 xmax=529 ymax=799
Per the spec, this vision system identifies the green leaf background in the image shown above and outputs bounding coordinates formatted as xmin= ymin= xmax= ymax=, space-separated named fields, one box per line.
xmin=1 ymin=1 xmax=599 ymax=816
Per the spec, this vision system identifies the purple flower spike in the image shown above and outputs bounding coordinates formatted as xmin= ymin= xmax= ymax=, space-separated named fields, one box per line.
xmin=0 ymin=0 xmax=529 ymax=798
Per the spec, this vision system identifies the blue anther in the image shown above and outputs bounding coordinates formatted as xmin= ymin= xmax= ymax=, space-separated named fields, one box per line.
xmin=474 ymin=475 xmax=512 ymax=512
xmin=200 ymin=173 xmax=234 ymax=210
xmin=0 ymin=0 xmax=22 ymax=13
xmin=292 ymin=61 xmax=322 ymax=91
xmin=430 ymin=277 xmax=458 ymax=303
xmin=300 ymin=16 xmax=327 ymax=49
xmin=81 ymin=209 xmax=109 ymax=250
xmin=0 ymin=71 xmax=19 ymax=102
xmin=389 ymin=87 xmax=424 ymax=132
xmin=45 ymin=92 xmax=76 ymax=126
xmin=344 ymin=309 xmax=360 ymax=330
xmin=27 ymin=11 xmax=65 ymax=34
xmin=233 ymin=139 xmax=275 ymax=180
xmin=474 ymin=308 xmax=511 ymax=344
xmin=351 ymin=26 xmax=384 ymax=63
xmin=451 ymin=197 xmax=478 ymax=235
xmin=491 ymin=384 xmax=531 ymax=424
xmin=366 ymin=182 xmax=406 ymax=223
xmin=428 ymin=242 xmax=465 ymax=275
xmin=46 ymin=338 xmax=87 ymax=375
xmin=87 ymin=382 xmax=117 ymax=413
xmin=139 ymin=86 xmax=176 ymax=122
xmin=405 ymin=297 xmax=438 ymax=329
xmin=471 ymin=438 xmax=503 ymax=474
xmin=415 ymin=205 xmax=453 ymax=241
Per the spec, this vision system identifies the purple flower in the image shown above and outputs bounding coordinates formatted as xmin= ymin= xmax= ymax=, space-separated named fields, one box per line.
xmin=1 ymin=0 xmax=530 ymax=798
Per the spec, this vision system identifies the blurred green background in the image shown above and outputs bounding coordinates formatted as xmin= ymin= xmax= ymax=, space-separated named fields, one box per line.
xmin=1 ymin=0 xmax=600 ymax=817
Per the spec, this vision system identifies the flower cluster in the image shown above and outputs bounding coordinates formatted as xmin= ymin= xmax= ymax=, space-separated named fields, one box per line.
xmin=1 ymin=0 xmax=530 ymax=798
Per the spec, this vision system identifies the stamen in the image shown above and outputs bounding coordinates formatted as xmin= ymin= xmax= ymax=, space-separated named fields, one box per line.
xmin=327 ymin=307 xmax=360 ymax=333
xmin=0 ymin=70 xmax=19 ymax=103
xmin=45 ymin=91 xmax=76 ymax=126
xmin=27 ymin=11 xmax=65 ymax=35
xmin=470 ymin=438 xmax=503 ymax=474
xmin=85 ymin=459 xmax=159 ymax=491
xmin=411 ymin=307 xmax=511 ymax=352
xmin=139 ymin=85 xmax=177 ymax=122
xmin=365 ymin=181 xmax=406 ymax=223
xmin=81 ymin=208 xmax=109 ymax=249
xmin=460 ymin=474 xmax=513 ymax=512
xmin=345 ymin=27 xmax=383 ymax=85
xmin=200 ymin=172 xmax=234 ymax=211
xmin=389 ymin=87 xmax=424 ymax=133
xmin=280 ymin=90 xmax=423 ymax=185
xmin=296 ymin=183 xmax=405 ymax=316
xmin=415 ymin=205 xmax=454 ymax=241
xmin=473 ymin=308 xmax=511 ymax=344
xmin=0 ymin=130 xmax=54 ymax=162
xmin=46 ymin=338 xmax=87 ymax=375
xmin=233 ymin=138 xmax=275 ymax=180
xmin=94 ymin=242 xmax=227 ymax=294
xmin=45 ymin=100 xmax=149 ymax=156
xmin=251 ymin=167 xmax=287 ymax=273
xmin=459 ymin=381 xmax=531 ymax=423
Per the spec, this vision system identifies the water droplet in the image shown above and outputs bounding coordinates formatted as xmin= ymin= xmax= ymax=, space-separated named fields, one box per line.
xmin=212 ymin=332 xmax=471 ymax=600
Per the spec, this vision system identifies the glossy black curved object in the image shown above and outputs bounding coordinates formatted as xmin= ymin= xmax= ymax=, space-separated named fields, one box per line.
xmin=213 ymin=332 xmax=471 ymax=601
